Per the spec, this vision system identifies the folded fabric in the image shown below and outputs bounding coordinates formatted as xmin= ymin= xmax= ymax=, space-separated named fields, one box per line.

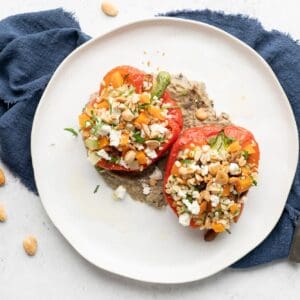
xmin=0 ymin=9 xmax=90 ymax=191
xmin=162 ymin=9 xmax=300 ymax=268
xmin=0 ymin=8 xmax=299 ymax=268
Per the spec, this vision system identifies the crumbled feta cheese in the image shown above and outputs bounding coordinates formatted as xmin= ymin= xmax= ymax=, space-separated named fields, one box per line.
xmin=200 ymin=152 xmax=211 ymax=164
xmin=142 ymin=183 xmax=151 ymax=195
xmin=135 ymin=143 xmax=145 ymax=150
xmin=202 ymin=145 xmax=210 ymax=152
xmin=131 ymin=94 xmax=140 ymax=103
xmin=113 ymin=185 xmax=127 ymax=200
xmin=99 ymin=124 xmax=111 ymax=136
xmin=229 ymin=163 xmax=241 ymax=175
xmin=97 ymin=149 xmax=111 ymax=160
xmin=119 ymin=158 xmax=128 ymax=169
xmin=149 ymin=124 xmax=168 ymax=136
xmin=190 ymin=201 xmax=200 ymax=214
xmin=145 ymin=147 xmax=158 ymax=159
xmin=109 ymin=129 xmax=121 ymax=147
xmin=210 ymin=195 xmax=220 ymax=207
xmin=175 ymin=161 xmax=181 ymax=167
xmin=85 ymin=121 xmax=91 ymax=128
xmin=192 ymin=190 xmax=200 ymax=199
xmin=149 ymin=167 xmax=162 ymax=180
xmin=179 ymin=213 xmax=191 ymax=226
xmin=182 ymin=199 xmax=200 ymax=215
xmin=178 ymin=190 xmax=187 ymax=198
xmin=200 ymin=165 xmax=209 ymax=176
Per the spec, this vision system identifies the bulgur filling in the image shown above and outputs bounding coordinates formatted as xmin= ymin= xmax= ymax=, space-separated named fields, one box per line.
xmin=79 ymin=72 xmax=175 ymax=171
xmin=165 ymin=131 xmax=258 ymax=232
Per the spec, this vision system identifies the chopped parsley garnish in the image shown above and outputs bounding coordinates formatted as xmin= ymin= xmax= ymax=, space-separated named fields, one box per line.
xmin=186 ymin=195 xmax=193 ymax=202
xmin=242 ymin=150 xmax=249 ymax=160
xmin=250 ymin=175 xmax=257 ymax=186
xmin=133 ymin=131 xmax=145 ymax=143
xmin=153 ymin=137 xmax=165 ymax=142
xmin=182 ymin=159 xmax=193 ymax=164
xmin=64 ymin=128 xmax=78 ymax=137
xmin=138 ymin=103 xmax=150 ymax=110
xmin=110 ymin=156 xmax=120 ymax=164
xmin=93 ymin=185 xmax=100 ymax=193
xmin=95 ymin=166 xmax=106 ymax=173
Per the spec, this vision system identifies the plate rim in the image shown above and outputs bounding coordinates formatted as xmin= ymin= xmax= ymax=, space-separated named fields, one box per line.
xmin=31 ymin=17 xmax=299 ymax=284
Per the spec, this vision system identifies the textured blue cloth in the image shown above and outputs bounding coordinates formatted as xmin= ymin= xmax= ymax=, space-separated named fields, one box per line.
xmin=0 ymin=9 xmax=90 ymax=191
xmin=0 ymin=9 xmax=299 ymax=268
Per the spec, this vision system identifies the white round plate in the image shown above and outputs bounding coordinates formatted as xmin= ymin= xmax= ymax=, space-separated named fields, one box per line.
xmin=31 ymin=18 xmax=298 ymax=283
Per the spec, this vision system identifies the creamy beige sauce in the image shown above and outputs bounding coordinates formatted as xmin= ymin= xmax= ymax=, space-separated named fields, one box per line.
xmin=100 ymin=74 xmax=231 ymax=208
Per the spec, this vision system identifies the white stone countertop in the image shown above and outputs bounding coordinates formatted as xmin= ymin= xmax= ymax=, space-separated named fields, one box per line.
xmin=0 ymin=1 xmax=299 ymax=299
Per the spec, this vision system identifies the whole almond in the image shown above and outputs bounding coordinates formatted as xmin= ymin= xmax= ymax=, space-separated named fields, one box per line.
xmin=101 ymin=1 xmax=119 ymax=17
xmin=0 ymin=168 xmax=5 ymax=186
xmin=23 ymin=236 xmax=38 ymax=256
xmin=0 ymin=204 xmax=7 ymax=222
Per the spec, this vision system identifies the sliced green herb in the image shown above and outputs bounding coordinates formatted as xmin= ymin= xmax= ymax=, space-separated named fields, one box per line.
xmin=186 ymin=195 xmax=193 ymax=202
xmin=93 ymin=185 xmax=100 ymax=193
xmin=95 ymin=166 xmax=106 ymax=173
xmin=153 ymin=137 xmax=165 ymax=142
xmin=64 ymin=128 xmax=78 ymax=137
xmin=182 ymin=159 xmax=193 ymax=164
xmin=110 ymin=156 xmax=120 ymax=164
xmin=225 ymin=229 xmax=231 ymax=234
xmin=208 ymin=131 xmax=235 ymax=152
xmin=133 ymin=131 xmax=145 ymax=143
xmin=138 ymin=103 xmax=150 ymax=110
xmin=242 ymin=150 xmax=249 ymax=160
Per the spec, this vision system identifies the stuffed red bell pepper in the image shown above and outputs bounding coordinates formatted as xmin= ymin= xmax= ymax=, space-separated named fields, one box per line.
xmin=164 ymin=124 xmax=260 ymax=240
xmin=79 ymin=65 xmax=183 ymax=171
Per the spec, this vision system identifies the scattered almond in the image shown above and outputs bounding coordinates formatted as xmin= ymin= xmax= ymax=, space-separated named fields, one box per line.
xmin=195 ymin=108 xmax=208 ymax=121
xmin=0 ymin=204 xmax=7 ymax=222
xmin=23 ymin=236 xmax=38 ymax=256
xmin=149 ymin=178 xmax=157 ymax=186
xmin=101 ymin=1 xmax=119 ymax=17
xmin=0 ymin=168 xmax=5 ymax=186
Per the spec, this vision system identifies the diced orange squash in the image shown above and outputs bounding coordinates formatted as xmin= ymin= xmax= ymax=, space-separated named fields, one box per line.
xmin=134 ymin=112 xmax=150 ymax=126
xmin=222 ymin=184 xmax=230 ymax=196
xmin=147 ymin=105 xmax=165 ymax=121
xmin=229 ymin=203 xmax=239 ymax=214
xmin=79 ymin=113 xmax=90 ymax=129
xmin=235 ymin=177 xmax=253 ymax=193
xmin=98 ymin=100 xmax=110 ymax=110
xmin=200 ymin=201 xmax=207 ymax=213
xmin=139 ymin=93 xmax=150 ymax=104
xmin=211 ymin=223 xmax=225 ymax=233
xmin=98 ymin=136 xmax=109 ymax=149
xmin=227 ymin=141 xmax=241 ymax=153
xmin=120 ymin=133 xmax=129 ymax=146
xmin=243 ymin=144 xmax=255 ymax=154
xmin=171 ymin=165 xmax=180 ymax=176
xmin=136 ymin=151 xmax=147 ymax=165
xmin=107 ymin=71 xmax=124 ymax=88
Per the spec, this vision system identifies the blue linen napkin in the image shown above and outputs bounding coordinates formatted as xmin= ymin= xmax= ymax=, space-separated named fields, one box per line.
xmin=0 ymin=9 xmax=89 ymax=191
xmin=0 ymin=8 xmax=299 ymax=268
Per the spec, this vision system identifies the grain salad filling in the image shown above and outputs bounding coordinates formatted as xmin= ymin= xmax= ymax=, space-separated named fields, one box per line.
xmin=165 ymin=131 xmax=258 ymax=232
xmin=79 ymin=71 xmax=178 ymax=171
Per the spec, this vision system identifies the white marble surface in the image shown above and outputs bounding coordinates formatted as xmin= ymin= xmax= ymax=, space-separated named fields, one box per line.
xmin=0 ymin=1 xmax=299 ymax=299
